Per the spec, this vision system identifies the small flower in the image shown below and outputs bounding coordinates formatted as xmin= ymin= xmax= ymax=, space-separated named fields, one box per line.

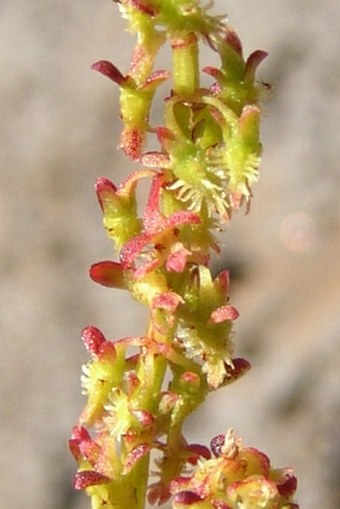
xmin=69 ymin=425 xmax=93 ymax=462
xmin=103 ymin=388 xmax=133 ymax=438
xmin=95 ymin=172 xmax=154 ymax=250
xmin=120 ymin=173 xmax=201 ymax=278
xmin=150 ymin=438 xmax=212 ymax=506
xmin=203 ymin=28 xmax=268 ymax=116
xmin=80 ymin=333 xmax=126 ymax=426
xmin=92 ymin=58 xmax=169 ymax=159
xmin=103 ymin=385 xmax=155 ymax=441
xmin=171 ymin=430 xmax=299 ymax=509
xmin=177 ymin=267 xmax=239 ymax=389
xmin=149 ymin=95 xmax=262 ymax=222
xmin=151 ymin=291 xmax=184 ymax=334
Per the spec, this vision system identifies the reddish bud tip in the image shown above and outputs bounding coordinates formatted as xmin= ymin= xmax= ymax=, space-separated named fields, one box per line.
xmin=276 ymin=470 xmax=298 ymax=497
xmin=89 ymin=261 xmax=126 ymax=289
xmin=186 ymin=443 xmax=211 ymax=463
xmin=225 ymin=358 xmax=251 ymax=381
xmin=245 ymin=50 xmax=268 ymax=79
xmin=95 ymin=177 xmax=117 ymax=210
xmin=210 ymin=434 xmax=225 ymax=457
xmin=173 ymin=491 xmax=202 ymax=505
xmin=81 ymin=326 xmax=106 ymax=354
xmin=91 ymin=60 xmax=126 ymax=85
xmin=70 ymin=425 xmax=91 ymax=442
xmin=69 ymin=427 xmax=95 ymax=461
xmin=214 ymin=270 xmax=230 ymax=293
xmin=224 ymin=29 xmax=243 ymax=55
xmin=73 ymin=470 xmax=110 ymax=490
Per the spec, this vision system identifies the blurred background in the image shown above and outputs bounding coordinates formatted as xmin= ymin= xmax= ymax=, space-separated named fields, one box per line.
xmin=1 ymin=1 xmax=340 ymax=508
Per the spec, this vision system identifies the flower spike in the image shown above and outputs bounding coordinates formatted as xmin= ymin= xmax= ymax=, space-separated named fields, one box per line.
xmin=70 ymin=2 xmax=299 ymax=509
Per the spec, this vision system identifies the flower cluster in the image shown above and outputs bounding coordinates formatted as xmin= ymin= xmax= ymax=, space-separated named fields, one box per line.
xmin=171 ymin=429 xmax=298 ymax=509
xmin=70 ymin=1 xmax=299 ymax=509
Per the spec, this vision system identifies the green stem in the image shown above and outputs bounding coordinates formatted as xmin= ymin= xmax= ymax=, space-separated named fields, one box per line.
xmin=121 ymin=320 xmax=170 ymax=509
xmin=128 ymin=451 xmax=150 ymax=509
xmin=171 ymin=33 xmax=199 ymax=97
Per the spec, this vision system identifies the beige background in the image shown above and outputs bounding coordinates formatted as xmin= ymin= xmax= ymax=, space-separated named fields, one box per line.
xmin=1 ymin=1 xmax=340 ymax=508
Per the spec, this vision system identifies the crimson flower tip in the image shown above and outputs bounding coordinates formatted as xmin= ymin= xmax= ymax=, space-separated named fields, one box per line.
xmin=81 ymin=326 xmax=106 ymax=355
xmin=73 ymin=470 xmax=111 ymax=490
xmin=91 ymin=60 xmax=126 ymax=85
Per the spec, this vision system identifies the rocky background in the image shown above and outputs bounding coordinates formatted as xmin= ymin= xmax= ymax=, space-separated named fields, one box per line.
xmin=1 ymin=1 xmax=340 ymax=508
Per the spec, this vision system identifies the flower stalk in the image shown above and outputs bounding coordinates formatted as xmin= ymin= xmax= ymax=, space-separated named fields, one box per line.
xmin=70 ymin=2 xmax=299 ymax=509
